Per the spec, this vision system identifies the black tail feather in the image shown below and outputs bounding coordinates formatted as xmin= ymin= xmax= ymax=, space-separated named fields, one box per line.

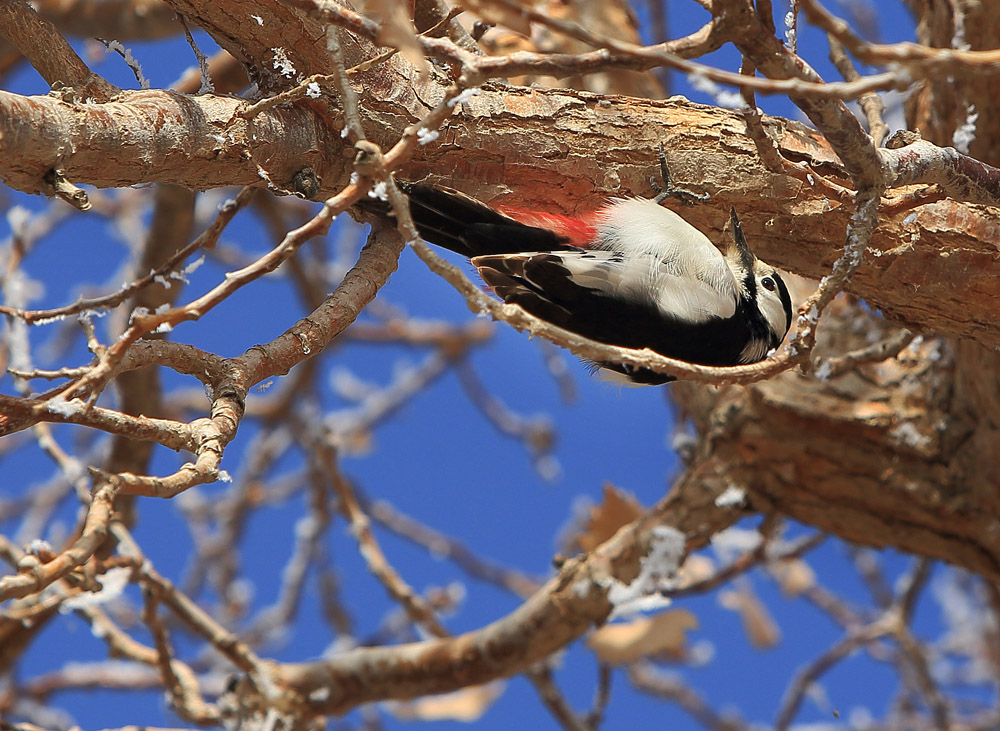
xmin=359 ymin=183 xmax=568 ymax=258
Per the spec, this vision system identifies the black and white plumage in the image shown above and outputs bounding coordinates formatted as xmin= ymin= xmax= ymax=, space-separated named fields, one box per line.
xmin=376 ymin=182 xmax=793 ymax=385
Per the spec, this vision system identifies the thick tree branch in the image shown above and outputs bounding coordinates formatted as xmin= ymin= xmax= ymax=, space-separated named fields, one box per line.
xmin=3 ymin=83 xmax=1000 ymax=353
xmin=0 ymin=0 xmax=119 ymax=100
xmin=276 ymin=471 xmax=739 ymax=715
xmin=0 ymin=89 xmax=344 ymax=195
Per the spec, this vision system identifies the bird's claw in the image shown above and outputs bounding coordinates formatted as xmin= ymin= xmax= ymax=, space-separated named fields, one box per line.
xmin=650 ymin=143 xmax=710 ymax=207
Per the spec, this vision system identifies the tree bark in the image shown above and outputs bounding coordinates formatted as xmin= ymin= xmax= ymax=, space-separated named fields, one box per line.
xmin=672 ymin=0 xmax=1000 ymax=581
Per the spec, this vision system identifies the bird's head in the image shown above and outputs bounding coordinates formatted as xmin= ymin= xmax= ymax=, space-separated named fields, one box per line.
xmin=726 ymin=207 xmax=793 ymax=346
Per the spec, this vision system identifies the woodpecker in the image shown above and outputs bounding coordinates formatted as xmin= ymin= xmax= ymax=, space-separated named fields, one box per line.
xmin=369 ymin=165 xmax=792 ymax=385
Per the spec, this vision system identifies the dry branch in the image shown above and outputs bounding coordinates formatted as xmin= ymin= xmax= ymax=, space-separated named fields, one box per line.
xmin=3 ymin=76 xmax=1000 ymax=355
xmin=3 ymin=0 xmax=1000 ymax=728
xmin=277 ymin=472 xmax=738 ymax=714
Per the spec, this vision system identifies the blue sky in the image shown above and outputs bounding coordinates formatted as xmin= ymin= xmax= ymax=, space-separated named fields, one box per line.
xmin=3 ymin=1 xmax=988 ymax=729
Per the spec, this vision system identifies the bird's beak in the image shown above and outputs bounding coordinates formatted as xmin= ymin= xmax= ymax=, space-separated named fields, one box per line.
xmin=729 ymin=207 xmax=756 ymax=275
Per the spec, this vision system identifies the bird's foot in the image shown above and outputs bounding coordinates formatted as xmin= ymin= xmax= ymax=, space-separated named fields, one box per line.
xmin=650 ymin=143 xmax=711 ymax=206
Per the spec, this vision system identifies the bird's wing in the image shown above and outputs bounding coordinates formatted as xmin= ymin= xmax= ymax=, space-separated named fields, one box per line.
xmin=471 ymin=249 xmax=741 ymax=375
xmin=474 ymin=249 xmax=737 ymax=327
xmin=592 ymin=199 xmax=741 ymax=303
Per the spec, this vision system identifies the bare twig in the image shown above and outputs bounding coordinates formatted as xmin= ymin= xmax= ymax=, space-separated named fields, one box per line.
xmin=0 ymin=0 xmax=119 ymax=100
xmin=775 ymin=617 xmax=894 ymax=730
xmin=318 ymin=437 xmax=450 ymax=638
xmin=0 ymin=187 xmax=253 ymax=325
xmin=629 ymin=663 xmax=747 ymax=731
xmin=817 ymin=328 xmax=915 ymax=379
xmin=0 ymin=480 xmax=120 ymax=602
xmin=362 ymin=494 xmax=543 ymax=598
xmin=526 ymin=663 xmax=592 ymax=731
xmin=827 ymin=34 xmax=890 ymax=146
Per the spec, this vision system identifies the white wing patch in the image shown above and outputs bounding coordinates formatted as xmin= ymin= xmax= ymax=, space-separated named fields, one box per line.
xmin=592 ymin=198 xmax=739 ymax=299
xmin=739 ymin=338 xmax=771 ymax=363
xmin=543 ymin=250 xmax=737 ymax=324
xmin=596 ymin=367 xmax=648 ymax=387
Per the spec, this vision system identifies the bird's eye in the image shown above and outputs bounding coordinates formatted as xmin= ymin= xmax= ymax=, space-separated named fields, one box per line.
xmin=761 ymin=277 xmax=776 ymax=292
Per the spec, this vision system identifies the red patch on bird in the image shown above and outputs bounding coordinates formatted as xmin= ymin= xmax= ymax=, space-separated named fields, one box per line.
xmin=497 ymin=206 xmax=597 ymax=247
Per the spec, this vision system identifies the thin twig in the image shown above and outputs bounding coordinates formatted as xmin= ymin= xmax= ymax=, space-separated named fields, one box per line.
xmin=775 ymin=617 xmax=894 ymax=730
xmin=526 ymin=664 xmax=592 ymax=731
xmin=361 ymin=493 xmax=543 ymax=598
xmin=0 ymin=187 xmax=253 ymax=325
xmin=827 ymin=34 xmax=889 ymax=146
xmin=319 ymin=438 xmax=450 ymax=638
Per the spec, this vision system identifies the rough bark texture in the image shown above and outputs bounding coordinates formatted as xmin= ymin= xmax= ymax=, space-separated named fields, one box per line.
xmin=4 ymin=0 xmax=1000 ymax=725
xmin=672 ymin=0 xmax=1000 ymax=582
xmin=0 ymin=1 xmax=998 ymax=587
xmin=905 ymin=0 xmax=1000 ymax=158
xmin=675 ymin=299 xmax=1000 ymax=580
xmin=3 ymin=83 xmax=1000 ymax=354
